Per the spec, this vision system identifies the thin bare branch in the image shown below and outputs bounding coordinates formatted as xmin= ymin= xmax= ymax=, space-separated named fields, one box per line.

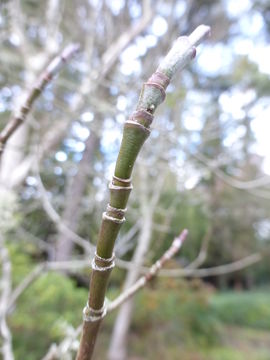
xmin=0 ymin=44 xmax=80 ymax=160
xmin=8 ymin=259 xmax=89 ymax=313
xmin=193 ymin=152 xmax=270 ymax=190
xmin=186 ymin=227 xmax=212 ymax=269
xmin=8 ymin=264 xmax=45 ymax=311
xmin=107 ymin=229 xmax=188 ymax=313
xmin=39 ymin=252 xmax=261 ymax=359
xmin=41 ymin=229 xmax=188 ymax=360
xmin=0 ymin=236 xmax=14 ymax=360
xmin=99 ymin=0 xmax=153 ymax=78
xmin=9 ymin=249 xmax=260 ymax=314
xmin=159 ymin=253 xmax=262 ymax=277
xmin=41 ymin=232 xmax=261 ymax=359
xmin=115 ymin=220 xmax=141 ymax=257
xmin=35 ymin=169 xmax=94 ymax=255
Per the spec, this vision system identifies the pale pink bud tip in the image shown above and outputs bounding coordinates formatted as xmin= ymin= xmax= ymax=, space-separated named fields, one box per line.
xmin=201 ymin=25 xmax=211 ymax=38
xmin=189 ymin=25 xmax=211 ymax=47
xmin=180 ymin=229 xmax=188 ymax=242
xmin=62 ymin=43 xmax=81 ymax=60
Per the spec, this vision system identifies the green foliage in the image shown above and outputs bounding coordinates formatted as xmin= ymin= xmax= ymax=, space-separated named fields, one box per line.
xmin=96 ymin=288 xmax=270 ymax=359
xmin=232 ymin=57 xmax=270 ymax=96
xmin=10 ymin=272 xmax=87 ymax=359
xmin=8 ymin=243 xmax=87 ymax=359
xmin=7 ymin=243 xmax=35 ymax=288
xmin=132 ymin=278 xmax=220 ymax=347
xmin=202 ymin=346 xmax=270 ymax=360
xmin=8 ymin=269 xmax=270 ymax=360
xmin=210 ymin=290 xmax=270 ymax=330
xmin=153 ymin=188 xmax=209 ymax=263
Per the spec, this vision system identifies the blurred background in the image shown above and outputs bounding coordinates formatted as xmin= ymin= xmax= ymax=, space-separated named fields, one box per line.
xmin=0 ymin=0 xmax=270 ymax=359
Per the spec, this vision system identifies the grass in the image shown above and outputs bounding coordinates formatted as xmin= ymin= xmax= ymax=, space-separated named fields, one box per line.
xmin=210 ymin=290 xmax=270 ymax=330
xmin=10 ymin=268 xmax=270 ymax=360
xmin=94 ymin=287 xmax=270 ymax=360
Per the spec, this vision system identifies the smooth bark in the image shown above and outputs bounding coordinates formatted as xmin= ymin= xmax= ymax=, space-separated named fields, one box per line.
xmin=76 ymin=25 xmax=210 ymax=360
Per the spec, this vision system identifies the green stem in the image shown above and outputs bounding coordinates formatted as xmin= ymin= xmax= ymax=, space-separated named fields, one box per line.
xmin=76 ymin=24 xmax=210 ymax=360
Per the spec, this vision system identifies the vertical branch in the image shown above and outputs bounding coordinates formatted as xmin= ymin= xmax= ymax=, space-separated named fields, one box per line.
xmin=54 ymin=1 xmax=154 ymax=261
xmin=0 ymin=236 xmax=14 ymax=360
xmin=54 ymin=132 xmax=99 ymax=261
xmin=108 ymin=166 xmax=164 ymax=360
xmin=46 ymin=0 xmax=62 ymax=54
xmin=99 ymin=0 xmax=152 ymax=78
xmin=76 ymin=25 xmax=210 ymax=360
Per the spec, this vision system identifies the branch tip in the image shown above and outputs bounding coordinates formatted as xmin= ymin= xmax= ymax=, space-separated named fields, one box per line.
xmin=172 ymin=229 xmax=188 ymax=248
xmin=179 ymin=228 xmax=189 ymax=243
xmin=62 ymin=43 xmax=81 ymax=60
xmin=188 ymin=24 xmax=211 ymax=47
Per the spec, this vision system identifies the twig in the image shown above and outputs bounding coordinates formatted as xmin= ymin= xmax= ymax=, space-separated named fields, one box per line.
xmin=8 ymin=259 xmax=89 ymax=312
xmin=247 ymin=188 xmax=270 ymax=200
xmin=35 ymin=169 xmax=94 ymax=255
xmin=41 ymin=229 xmax=187 ymax=360
xmin=167 ymin=132 xmax=270 ymax=191
xmin=99 ymin=0 xmax=153 ymax=78
xmin=16 ymin=227 xmax=53 ymax=254
xmin=8 ymin=264 xmax=44 ymax=312
xmin=186 ymin=227 xmax=212 ymax=269
xmin=115 ymin=220 xmax=141 ymax=257
xmin=193 ymin=151 xmax=270 ymax=190
xmin=41 ymin=324 xmax=83 ymax=360
xmin=107 ymin=229 xmax=188 ymax=313
xmin=0 ymin=43 xmax=80 ymax=160
xmin=8 ymin=251 xmax=261 ymax=314
xmin=41 ymin=251 xmax=260 ymax=359
xmin=41 ymin=234 xmax=261 ymax=359
xmin=159 ymin=253 xmax=262 ymax=277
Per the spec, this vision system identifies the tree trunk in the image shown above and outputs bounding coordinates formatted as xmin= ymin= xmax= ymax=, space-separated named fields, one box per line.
xmin=108 ymin=212 xmax=152 ymax=360
xmin=108 ymin=167 xmax=162 ymax=360
xmin=54 ymin=132 xmax=98 ymax=261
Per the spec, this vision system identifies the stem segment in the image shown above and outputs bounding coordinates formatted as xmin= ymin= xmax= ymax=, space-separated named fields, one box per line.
xmin=76 ymin=24 xmax=210 ymax=360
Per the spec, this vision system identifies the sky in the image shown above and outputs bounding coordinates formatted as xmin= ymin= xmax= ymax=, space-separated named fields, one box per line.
xmin=50 ymin=0 xmax=270 ymax=180
xmin=108 ymin=0 xmax=270 ymax=175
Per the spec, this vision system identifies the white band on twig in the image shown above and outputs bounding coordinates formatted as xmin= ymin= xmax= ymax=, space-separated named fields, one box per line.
xmin=113 ymin=175 xmax=132 ymax=183
xmin=91 ymin=257 xmax=115 ymax=272
xmin=83 ymin=301 xmax=107 ymax=322
xmin=109 ymin=182 xmax=133 ymax=191
xmin=102 ymin=212 xmax=126 ymax=224
xmin=125 ymin=120 xmax=151 ymax=135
